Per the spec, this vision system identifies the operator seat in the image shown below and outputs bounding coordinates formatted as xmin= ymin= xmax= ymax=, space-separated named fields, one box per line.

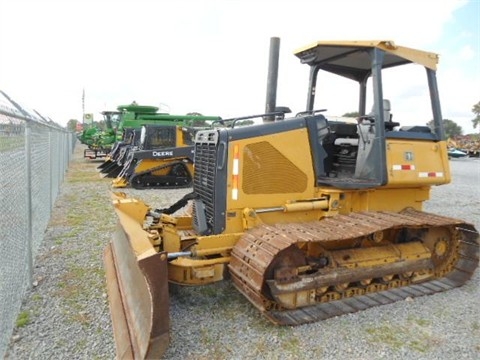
xmin=382 ymin=99 xmax=400 ymax=130
xmin=359 ymin=99 xmax=400 ymax=131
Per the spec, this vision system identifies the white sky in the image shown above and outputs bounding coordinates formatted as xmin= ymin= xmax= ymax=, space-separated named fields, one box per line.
xmin=0 ymin=0 xmax=479 ymax=133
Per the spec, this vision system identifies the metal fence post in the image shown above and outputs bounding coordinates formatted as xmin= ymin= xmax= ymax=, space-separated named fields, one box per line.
xmin=49 ymin=130 xmax=53 ymax=211
xmin=25 ymin=120 xmax=33 ymax=287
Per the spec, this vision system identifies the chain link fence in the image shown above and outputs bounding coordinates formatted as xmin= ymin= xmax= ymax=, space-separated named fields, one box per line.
xmin=0 ymin=90 xmax=76 ymax=358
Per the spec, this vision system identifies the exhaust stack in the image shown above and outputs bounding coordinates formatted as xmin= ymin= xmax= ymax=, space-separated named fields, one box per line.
xmin=264 ymin=37 xmax=280 ymax=122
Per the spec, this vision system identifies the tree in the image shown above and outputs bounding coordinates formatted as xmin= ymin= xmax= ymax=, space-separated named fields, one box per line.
xmin=186 ymin=112 xmax=210 ymax=127
xmin=190 ymin=119 xmax=209 ymax=127
xmin=472 ymin=101 xmax=480 ymax=129
xmin=342 ymin=111 xmax=359 ymax=117
xmin=427 ymin=119 xmax=463 ymax=138
xmin=66 ymin=119 xmax=79 ymax=131
xmin=235 ymin=120 xmax=255 ymax=127
xmin=443 ymin=119 xmax=463 ymax=137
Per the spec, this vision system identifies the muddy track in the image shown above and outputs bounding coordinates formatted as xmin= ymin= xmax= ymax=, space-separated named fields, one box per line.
xmin=229 ymin=208 xmax=479 ymax=326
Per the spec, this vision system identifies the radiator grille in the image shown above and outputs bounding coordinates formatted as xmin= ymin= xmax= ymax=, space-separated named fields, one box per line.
xmin=193 ymin=131 xmax=218 ymax=233
xmin=243 ymin=141 xmax=307 ymax=194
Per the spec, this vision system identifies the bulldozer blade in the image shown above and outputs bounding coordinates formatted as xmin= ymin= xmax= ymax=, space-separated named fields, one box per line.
xmin=104 ymin=223 xmax=170 ymax=359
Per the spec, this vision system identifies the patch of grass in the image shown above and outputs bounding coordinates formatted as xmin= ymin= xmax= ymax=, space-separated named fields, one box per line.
xmin=198 ymin=284 xmax=220 ymax=297
xmin=32 ymin=293 xmax=42 ymax=302
xmin=83 ymin=197 xmax=109 ymax=207
xmin=434 ymin=307 xmax=451 ymax=318
xmin=366 ymin=325 xmax=405 ymax=349
xmin=407 ymin=315 xmax=431 ymax=327
xmin=95 ymin=224 xmax=117 ymax=232
xmin=55 ymin=338 xmax=67 ymax=348
xmin=72 ymin=312 xmax=91 ymax=325
xmin=200 ymin=327 xmax=213 ymax=346
xmin=281 ymin=335 xmax=300 ymax=353
xmin=63 ymin=229 xmax=82 ymax=238
xmin=54 ymin=262 xmax=106 ymax=327
xmin=67 ymin=162 xmax=108 ymax=184
xmin=199 ymin=328 xmax=228 ymax=359
xmin=63 ymin=193 xmax=79 ymax=203
xmin=249 ymin=312 xmax=276 ymax=332
xmin=69 ymin=171 xmax=107 ymax=183
xmin=472 ymin=320 xmax=480 ymax=332
xmin=366 ymin=319 xmax=441 ymax=353
xmin=64 ymin=250 xmax=80 ymax=260
xmin=250 ymin=327 xmax=311 ymax=358
xmin=73 ymin=338 xmax=88 ymax=352
xmin=254 ymin=337 xmax=268 ymax=354
xmin=16 ymin=311 xmax=30 ymax=328
xmin=66 ymin=213 xmax=85 ymax=227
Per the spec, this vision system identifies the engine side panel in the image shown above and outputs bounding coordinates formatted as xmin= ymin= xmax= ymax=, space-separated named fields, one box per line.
xmin=385 ymin=139 xmax=451 ymax=186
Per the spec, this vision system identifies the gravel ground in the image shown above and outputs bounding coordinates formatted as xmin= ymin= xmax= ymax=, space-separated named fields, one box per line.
xmin=5 ymin=144 xmax=480 ymax=360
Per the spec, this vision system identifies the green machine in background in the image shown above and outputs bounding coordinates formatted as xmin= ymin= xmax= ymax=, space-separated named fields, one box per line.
xmin=79 ymin=110 xmax=121 ymax=159
xmin=96 ymin=103 xmax=221 ymax=177
xmin=81 ymin=102 xmax=221 ymax=160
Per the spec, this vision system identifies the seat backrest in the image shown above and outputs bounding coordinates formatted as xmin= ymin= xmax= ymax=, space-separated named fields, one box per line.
xmin=383 ymin=99 xmax=391 ymax=122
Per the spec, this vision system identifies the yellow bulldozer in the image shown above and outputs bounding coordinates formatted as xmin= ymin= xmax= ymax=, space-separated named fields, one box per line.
xmin=104 ymin=40 xmax=479 ymax=359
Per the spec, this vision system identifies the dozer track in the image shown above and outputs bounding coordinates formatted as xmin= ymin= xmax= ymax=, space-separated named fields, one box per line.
xmin=128 ymin=161 xmax=192 ymax=189
xmin=229 ymin=208 xmax=479 ymax=326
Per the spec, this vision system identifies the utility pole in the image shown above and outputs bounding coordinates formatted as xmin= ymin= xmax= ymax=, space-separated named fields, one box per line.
xmin=82 ymin=88 xmax=85 ymax=124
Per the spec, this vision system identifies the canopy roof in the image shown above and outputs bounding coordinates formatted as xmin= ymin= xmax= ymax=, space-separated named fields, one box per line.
xmin=294 ymin=40 xmax=439 ymax=81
